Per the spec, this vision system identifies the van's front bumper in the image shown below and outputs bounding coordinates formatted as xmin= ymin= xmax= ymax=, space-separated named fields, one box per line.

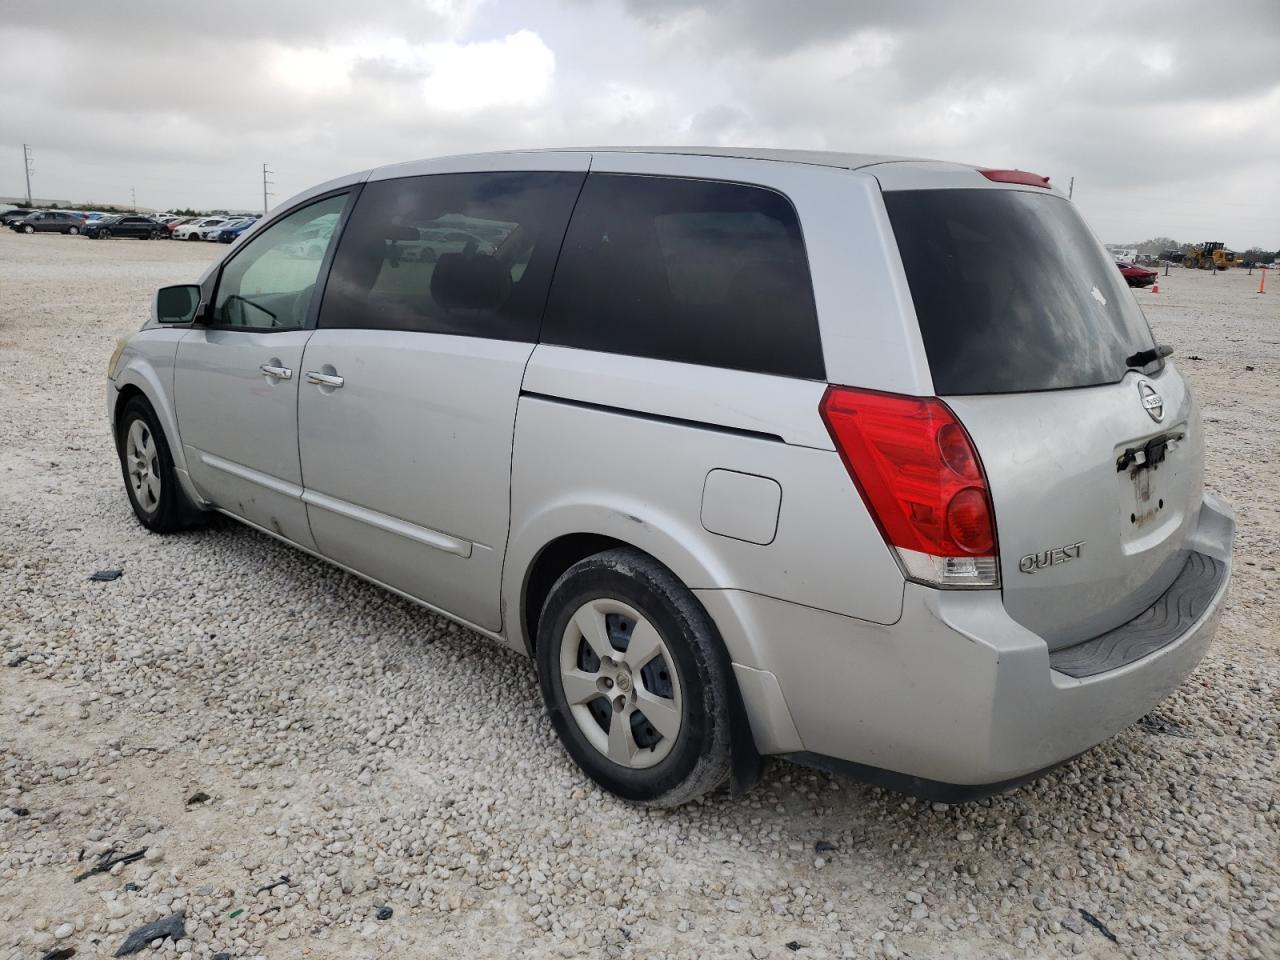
xmin=696 ymin=492 xmax=1234 ymax=799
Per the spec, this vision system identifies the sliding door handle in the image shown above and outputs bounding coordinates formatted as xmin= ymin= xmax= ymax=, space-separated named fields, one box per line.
xmin=306 ymin=371 xmax=344 ymax=388
xmin=259 ymin=363 xmax=292 ymax=380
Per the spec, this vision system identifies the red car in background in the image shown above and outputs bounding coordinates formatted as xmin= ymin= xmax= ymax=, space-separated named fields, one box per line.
xmin=1117 ymin=261 xmax=1158 ymax=288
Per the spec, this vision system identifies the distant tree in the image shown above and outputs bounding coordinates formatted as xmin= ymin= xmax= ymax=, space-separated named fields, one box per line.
xmin=1242 ymin=247 xmax=1276 ymax=266
xmin=1136 ymin=237 xmax=1180 ymax=255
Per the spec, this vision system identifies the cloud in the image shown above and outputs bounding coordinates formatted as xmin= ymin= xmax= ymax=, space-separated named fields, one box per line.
xmin=0 ymin=0 xmax=1275 ymax=246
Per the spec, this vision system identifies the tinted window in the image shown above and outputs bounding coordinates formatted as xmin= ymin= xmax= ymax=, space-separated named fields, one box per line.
xmin=884 ymin=189 xmax=1158 ymax=395
xmin=211 ymin=193 xmax=348 ymax=331
xmin=541 ymin=174 xmax=823 ymax=379
xmin=318 ymin=171 xmax=585 ymax=341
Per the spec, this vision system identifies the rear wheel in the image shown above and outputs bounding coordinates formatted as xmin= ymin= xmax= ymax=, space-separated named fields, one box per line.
xmin=116 ymin=396 xmax=200 ymax=533
xmin=67 ymin=225 xmax=79 ymax=235
xmin=536 ymin=548 xmax=733 ymax=807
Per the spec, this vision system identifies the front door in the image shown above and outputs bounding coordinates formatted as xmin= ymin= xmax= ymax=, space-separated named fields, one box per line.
xmin=296 ymin=162 xmax=587 ymax=630
xmin=174 ymin=192 xmax=351 ymax=548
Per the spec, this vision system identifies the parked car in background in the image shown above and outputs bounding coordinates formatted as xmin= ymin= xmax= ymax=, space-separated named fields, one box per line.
xmin=173 ymin=217 xmax=228 ymax=241
xmin=110 ymin=148 xmax=1233 ymax=807
xmin=1117 ymin=261 xmax=1158 ymax=288
xmin=278 ymin=213 xmax=339 ymax=258
xmin=84 ymin=215 xmax=166 ymax=239
xmin=162 ymin=217 xmax=197 ymax=237
xmin=204 ymin=217 xmax=252 ymax=241
xmin=9 ymin=210 xmax=86 ymax=235
xmin=1 ymin=207 xmax=37 ymax=225
xmin=216 ymin=219 xmax=256 ymax=243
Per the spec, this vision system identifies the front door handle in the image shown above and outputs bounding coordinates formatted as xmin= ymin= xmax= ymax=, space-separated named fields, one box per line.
xmin=259 ymin=363 xmax=292 ymax=380
xmin=306 ymin=371 xmax=344 ymax=388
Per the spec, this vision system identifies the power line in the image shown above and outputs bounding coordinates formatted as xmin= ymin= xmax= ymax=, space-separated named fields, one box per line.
xmin=262 ymin=163 xmax=274 ymax=215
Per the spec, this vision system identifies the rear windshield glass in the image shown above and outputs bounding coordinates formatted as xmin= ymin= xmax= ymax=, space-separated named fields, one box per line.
xmin=884 ymin=189 xmax=1157 ymax=395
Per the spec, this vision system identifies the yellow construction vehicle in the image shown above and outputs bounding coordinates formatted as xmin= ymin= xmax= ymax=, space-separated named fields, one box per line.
xmin=1183 ymin=242 xmax=1235 ymax=270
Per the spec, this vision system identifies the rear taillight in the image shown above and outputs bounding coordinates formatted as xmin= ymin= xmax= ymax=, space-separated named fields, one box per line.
xmin=819 ymin=386 xmax=999 ymax=588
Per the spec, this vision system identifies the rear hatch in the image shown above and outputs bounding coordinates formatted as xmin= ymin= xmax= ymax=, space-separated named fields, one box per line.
xmin=882 ymin=180 xmax=1203 ymax=649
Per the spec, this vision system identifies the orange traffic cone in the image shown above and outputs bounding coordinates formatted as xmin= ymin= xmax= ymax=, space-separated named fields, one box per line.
xmin=1151 ymin=279 xmax=1159 ymax=294
xmin=1260 ymin=267 xmax=1267 ymax=294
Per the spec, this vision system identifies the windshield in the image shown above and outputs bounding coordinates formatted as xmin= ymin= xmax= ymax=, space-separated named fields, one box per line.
xmin=884 ymin=188 xmax=1157 ymax=395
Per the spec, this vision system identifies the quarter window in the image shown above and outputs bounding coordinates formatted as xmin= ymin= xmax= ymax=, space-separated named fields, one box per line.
xmin=318 ymin=171 xmax=586 ymax=341
xmin=211 ymin=194 xmax=347 ymax=331
xmin=541 ymin=174 xmax=824 ymax=379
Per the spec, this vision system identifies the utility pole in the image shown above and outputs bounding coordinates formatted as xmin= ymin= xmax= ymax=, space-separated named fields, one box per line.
xmin=1068 ymin=176 xmax=1075 ymax=200
xmin=262 ymin=163 xmax=273 ymax=215
xmin=22 ymin=144 xmax=33 ymax=205
xmin=131 ymin=187 xmax=137 ymax=212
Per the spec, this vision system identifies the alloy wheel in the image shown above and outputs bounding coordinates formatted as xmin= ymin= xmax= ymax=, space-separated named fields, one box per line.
xmin=125 ymin=419 xmax=161 ymax=513
xmin=558 ymin=597 xmax=683 ymax=769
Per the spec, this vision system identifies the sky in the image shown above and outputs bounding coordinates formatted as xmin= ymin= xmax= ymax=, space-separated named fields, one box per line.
xmin=1 ymin=0 xmax=1277 ymax=248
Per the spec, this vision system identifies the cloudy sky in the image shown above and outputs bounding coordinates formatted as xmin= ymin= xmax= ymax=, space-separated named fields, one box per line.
xmin=2 ymin=0 xmax=1277 ymax=247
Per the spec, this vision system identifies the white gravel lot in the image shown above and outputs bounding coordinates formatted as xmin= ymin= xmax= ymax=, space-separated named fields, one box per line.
xmin=0 ymin=229 xmax=1276 ymax=960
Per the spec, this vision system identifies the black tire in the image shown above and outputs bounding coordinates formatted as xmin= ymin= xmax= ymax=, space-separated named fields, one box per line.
xmin=536 ymin=548 xmax=733 ymax=807
xmin=187 ymin=233 xmax=201 ymax=241
xmin=115 ymin=396 xmax=201 ymax=534
xmin=22 ymin=224 xmax=34 ymax=234
xmin=99 ymin=229 xmax=111 ymax=239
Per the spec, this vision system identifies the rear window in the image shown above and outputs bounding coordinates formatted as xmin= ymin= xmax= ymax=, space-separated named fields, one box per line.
xmin=541 ymin=174 xmax=823 ymax=380
xmin=884 ymin=189 xmax=1157 ymax=395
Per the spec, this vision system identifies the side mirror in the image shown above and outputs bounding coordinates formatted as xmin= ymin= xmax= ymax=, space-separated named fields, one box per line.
xmin=155 ymin=284 xmax=201 ymax=324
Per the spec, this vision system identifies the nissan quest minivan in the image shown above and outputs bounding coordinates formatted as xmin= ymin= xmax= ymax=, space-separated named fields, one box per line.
xmin=107 ymin=148 xmax=1234 ymax=806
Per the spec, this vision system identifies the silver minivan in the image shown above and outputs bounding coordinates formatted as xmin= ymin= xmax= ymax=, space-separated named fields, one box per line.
xmin=107 ymin=148 xmax=1234 ymax=806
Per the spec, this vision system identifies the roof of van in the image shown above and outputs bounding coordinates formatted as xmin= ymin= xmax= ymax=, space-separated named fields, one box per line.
xmin=402 ymin=146 xmax=923 ymax=171
xmin=567 ymin=147 xmax=917 ymax=169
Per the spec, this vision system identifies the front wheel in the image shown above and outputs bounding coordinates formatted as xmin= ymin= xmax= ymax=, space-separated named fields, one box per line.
xmin=187 ymin=233 xmax=201 ymax=241
xmin=22 ymin=224 xmax=34 ymax=234
xmin=537 ymin=548 xmax=733 ymax=807
xmin=116 ymin=397 xmax=199 ymax=533
xmin=99 ymin=229 xmax=111 ymax=239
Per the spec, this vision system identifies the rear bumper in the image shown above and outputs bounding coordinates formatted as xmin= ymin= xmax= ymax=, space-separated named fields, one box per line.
xmin=697 ymin=492 xmax=1234 ymax=795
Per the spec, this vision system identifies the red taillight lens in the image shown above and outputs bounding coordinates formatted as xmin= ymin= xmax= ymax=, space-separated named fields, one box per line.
xmin=819 ymin=386 xmax=999 ymax=587
xmin=945 ymin=488 xmax=994 ymax=554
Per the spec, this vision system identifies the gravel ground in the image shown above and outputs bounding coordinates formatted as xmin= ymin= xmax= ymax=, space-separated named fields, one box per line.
xmin=0 ymin=229 xmax=1276 ymax=960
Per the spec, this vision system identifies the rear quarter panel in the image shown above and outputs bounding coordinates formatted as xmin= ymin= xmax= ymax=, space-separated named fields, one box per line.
xmin=503 ymin=346 xmax=906 ymax=662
